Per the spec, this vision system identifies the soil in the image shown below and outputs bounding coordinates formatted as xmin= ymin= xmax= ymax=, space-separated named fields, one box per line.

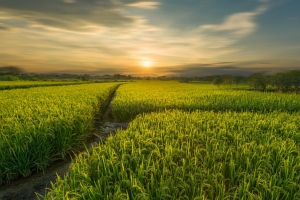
xmin=0 ymin=85 xmax=129 ymax=200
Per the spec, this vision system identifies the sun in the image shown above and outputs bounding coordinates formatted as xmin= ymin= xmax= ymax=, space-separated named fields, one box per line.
xmin=140 ymin=58 xmax=154 ymax=68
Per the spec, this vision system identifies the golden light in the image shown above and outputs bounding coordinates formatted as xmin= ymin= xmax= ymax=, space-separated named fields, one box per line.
xmin=140 ymin=58 xmax=154 ymax=68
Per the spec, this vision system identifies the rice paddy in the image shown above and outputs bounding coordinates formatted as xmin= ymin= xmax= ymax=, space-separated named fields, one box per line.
xmin=44 ymin=110 xmax=300 ymax=199
xmin=111 ymin=81 xmax=300 ymax=121
xmin=0 ymin=83 xmax=120 ymax=184
xmin=1 ymin=80 xmax=300 ymax=199
xmin=0 ymin=81 xmax=85 ymax=90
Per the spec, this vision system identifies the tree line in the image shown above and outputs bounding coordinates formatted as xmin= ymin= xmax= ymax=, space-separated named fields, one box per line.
xmin=1 ymin=66 xmax=300 ymax=93
xmin=210 ymin=70 xmax=300 ymax=93
xmin=0 ymin=66 xmax=23 ymax=75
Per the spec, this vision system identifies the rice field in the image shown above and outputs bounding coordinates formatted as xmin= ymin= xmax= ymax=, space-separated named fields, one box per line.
xmin=0 ymin=83 xmax=120 ymax=184
xmin=111 ymin=81 xmax=300 ymax=121
xmin=0 ymin=81 xmax=84 ymax=90
xmin=1 ymin=80 xmax=300 ymax=199
xmin=44 ymin=110 xmax=300 ymax=199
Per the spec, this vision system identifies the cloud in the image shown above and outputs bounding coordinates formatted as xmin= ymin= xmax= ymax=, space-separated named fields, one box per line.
xmin=196 ymin=5 xmax=268 ymax=49
xmin=127 ymin=1 xmax=160 ymax=9
xmin=0 ymin=23 xmax=12 ymax=31
xmin=62 ymin=0 xmax=76 ymax=3
xmin=1 ymin=0 xmax=290 ymax=75
xmin=258 ymin=0 xmax=269 ymax=3
xmin=260 ymin=62 xmax=271 ymax=64
xmin=0 ymin=0 xmax=154 ymax=32
xmin=47 ymin=62 xmax=299 ymax=77
xmin=157 ymin=63 xmax=300 ymax=77
xmin=166 ymin=65 xmax=252 ymax=76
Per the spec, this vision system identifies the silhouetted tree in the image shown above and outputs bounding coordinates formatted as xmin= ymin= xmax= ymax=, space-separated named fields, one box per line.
xmin=213 ymin=77 xmax=223 ymax=87
xmin=233 ymin=76 xmax=245 ymax=87
xmin=224 ymin=75 xmax=233 ymax=87
xmin=271 ymin=72 xmax=294 ymax=92
xmin=248 ymin=73 xmax=268 ymax=91
xmin=289 ymin=70 xmax=300 ymax=94
xmin=114 ymin=74 xmax=121 ymax=79
xmin=79 ymin=74 xmax=90 ymax=81
xmin=0 ymin=66 xmax=23 ymax=75
xmin=180 ymin=77 xmax=190 ymax=83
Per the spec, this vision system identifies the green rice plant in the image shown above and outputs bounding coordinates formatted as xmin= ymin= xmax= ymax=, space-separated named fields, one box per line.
xmin=111 ymin=81 xmax=300 ymax=121
xmin=43 ymin=110 xmax=300 ymax=199
xmin=0 ymin=83 xmax=120 ymax=184
xmin=0 ymin=81 xmax=87 ymax=90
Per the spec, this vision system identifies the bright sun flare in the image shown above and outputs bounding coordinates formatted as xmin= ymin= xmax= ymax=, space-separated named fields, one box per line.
xmin=140 ymin=59 xmax=154 ymax=68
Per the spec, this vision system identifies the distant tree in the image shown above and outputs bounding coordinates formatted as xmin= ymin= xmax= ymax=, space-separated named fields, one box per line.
xmin=180 ymin=77 xmax=190 ymax=83
xmin=224 ymin=75 xmax=233 ymax=87
xmin=213 ymin=77 xmax=223 ymax=87
xmin=80 ymin=74 xmax=90 ymax=81
xmin=0 ymin=75 xmax=19 ymax=81
xmin=271 ymin=73 xmax=283 ymax=92
xmin=0 ymin=66 xmax=23 ymax=75
xmin=114 ymin=74 xmax=121 ymax=79
xmin=233 ymin=76 xmax=244 ymax=87
xmin=281 ymin=73 xmax=292 ymax=92
xmin=248 ymin=73 xmax=268 ymax=91
xmin=271 ymin=72 xmax=293 ymax=92
xmin=289 ymin=70 xmax=300 ymax=94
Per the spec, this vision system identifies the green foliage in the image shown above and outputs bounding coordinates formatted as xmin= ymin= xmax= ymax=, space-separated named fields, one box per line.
xmin=248 ymin=73 xmax=268 ymax=91
xmin=44 ymin=110 xmax=300 ymax=199
xmin=213 ymin=76 xmax=223 ymax=87
xmin=290 ymin=70 xmax=300 ymax=93
xmin=78 ymin=75 xmax=90 ymax=81
xmin=245 ymin=70 xmax=300 ymax=93
xmin=223 ymin=75 xmax=233 ymax=87
xmin=233 ymin=76 xmax=245 ymax=86
xmin=0 ymin=80 xmax=299 ymax=199
xmin=18 ymin=75 xmax=41 ymax=81
xmin=0 ymin=81 xmax=86 ymax=90
xmin=0 ymin=75 xmax=19 ymax=81
xmin=111 ymin=81 xmax=300 ymax=121
xmin=179 ymin=77 xmax=190 ymax=83
xmin=0 ymin=83 xmax=119 ymax=184
xmin=271 ymin=70 xmax=300 ymax=93
xmin=271 ymin=72 xmax=292 ymax=92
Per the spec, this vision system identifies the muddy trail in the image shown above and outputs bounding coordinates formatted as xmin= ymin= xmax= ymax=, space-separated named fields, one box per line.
xmin=0 ymin=85 xmax=128 ymax=200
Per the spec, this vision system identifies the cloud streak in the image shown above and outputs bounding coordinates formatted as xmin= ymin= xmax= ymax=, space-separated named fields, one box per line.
xmin=0 ymin=0 xmax=155 ymax=32
xmin=127 ymin=1 xmax=160 ymax=9
xmin=0 ymin=23 xmax=12 ymax=31
xmin=196 ymin=5 xmax=268 ymax=50
xmin=199 ymin=6 xmax=267 ymax=37
xmin=46 ymin=62 xmax=300 ymax=77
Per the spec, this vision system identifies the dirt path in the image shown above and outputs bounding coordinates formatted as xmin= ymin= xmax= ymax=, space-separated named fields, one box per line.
xmin=0 ymin=85 xmax=128 ymax=200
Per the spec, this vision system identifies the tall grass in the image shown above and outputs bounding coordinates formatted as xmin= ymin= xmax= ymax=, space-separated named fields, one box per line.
xmin=43 ymin=110 xmax=300 ymax=199
xmin=111 ymin=81 xmax=300 ymax=121
xmin=0 ymin=83 xmax=119 ymax=184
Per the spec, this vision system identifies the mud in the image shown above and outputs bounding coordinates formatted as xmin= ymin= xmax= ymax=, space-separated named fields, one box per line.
xmin=0 ymin=122 xmax=129 ymax=200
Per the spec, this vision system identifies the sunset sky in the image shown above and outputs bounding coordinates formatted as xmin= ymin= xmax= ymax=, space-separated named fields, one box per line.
xmin=0 ymin=0 xmax=299 ymax=76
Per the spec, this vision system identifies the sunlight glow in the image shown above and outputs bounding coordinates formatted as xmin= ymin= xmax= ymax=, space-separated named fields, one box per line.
xmin=140 ymin=58 xmax=154 ymax=68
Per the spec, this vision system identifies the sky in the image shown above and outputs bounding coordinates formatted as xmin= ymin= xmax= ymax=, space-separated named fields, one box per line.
xmin=0 ymin=0 xmax=299 ymax=76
